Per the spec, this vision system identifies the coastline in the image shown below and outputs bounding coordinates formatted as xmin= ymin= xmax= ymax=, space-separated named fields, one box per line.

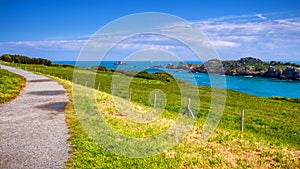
xmin=166 ymin=57 xmax=300 ymax=81
xmin=51 ymin=60 xmax=300 ymax=99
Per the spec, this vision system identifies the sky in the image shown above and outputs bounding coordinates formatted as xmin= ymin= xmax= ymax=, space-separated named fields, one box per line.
xmin=0 ymin=0 xmax=300 ymax=61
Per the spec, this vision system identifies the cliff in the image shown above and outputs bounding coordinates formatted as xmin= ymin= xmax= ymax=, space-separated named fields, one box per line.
xmin=168 ymin=57 xmax=300 ymax=81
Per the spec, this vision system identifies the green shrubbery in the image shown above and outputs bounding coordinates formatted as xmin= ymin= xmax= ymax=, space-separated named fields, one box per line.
xmin=134 ymin=71 xmax=174 ymax=82
xmin=0 ymin=54 xmax=52 ymax=66
xmin=51 ymin=64 xmax=75 ymax=68
xmin=115 ymin=70 xmax=174 ymax=82
xmin=270 ymin=96 xmax=300 ymax=103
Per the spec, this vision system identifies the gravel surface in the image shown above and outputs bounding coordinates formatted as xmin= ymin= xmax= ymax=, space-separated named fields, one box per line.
xmin=0 ymin=65 xmax=70 ymax=169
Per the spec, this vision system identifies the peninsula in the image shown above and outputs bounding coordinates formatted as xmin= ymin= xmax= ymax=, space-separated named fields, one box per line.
xmin=167 ymin=57 xmax=300 ymax=80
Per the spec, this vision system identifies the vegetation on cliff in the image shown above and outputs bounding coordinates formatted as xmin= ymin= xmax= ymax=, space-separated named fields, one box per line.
xmin=168 ymin=57 xmax=300 ymax=80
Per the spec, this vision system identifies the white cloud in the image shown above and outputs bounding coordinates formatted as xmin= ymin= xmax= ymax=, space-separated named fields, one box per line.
xmin=190 ymin=12 xmax=300 ymax=60
xmin=210 ymin=40 xmax=240 ymax=48
xmin=1 ymin=12 xmax=300 ymax=61
xmin=0 ymin=40 xmax=87 ymax=51
xmin=256 ymin=14 xmax=267 ymax=20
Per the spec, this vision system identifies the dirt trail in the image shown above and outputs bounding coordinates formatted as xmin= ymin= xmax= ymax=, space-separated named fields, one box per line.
xmin=0 ymin=65 xmax=70 ymax=169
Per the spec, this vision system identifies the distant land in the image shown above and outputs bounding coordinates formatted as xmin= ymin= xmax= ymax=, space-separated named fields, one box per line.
xmin=166 ymin=57 xmax=300 ymax=81
xmin=1 ymin=54 xmax=300 ymax=81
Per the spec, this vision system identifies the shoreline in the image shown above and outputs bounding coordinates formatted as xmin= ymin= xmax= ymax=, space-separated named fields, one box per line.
xmin=2 ymin=59 xmax=300 ymax=99
xmin=166 ymin=57 xmax=300 ymax=81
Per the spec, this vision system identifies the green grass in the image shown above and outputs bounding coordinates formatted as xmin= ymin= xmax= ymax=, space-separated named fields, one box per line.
xmin=1 ymin=61 xmax=300 ymax=168
xmin=0 ymin=67 xmax=25 ymax=104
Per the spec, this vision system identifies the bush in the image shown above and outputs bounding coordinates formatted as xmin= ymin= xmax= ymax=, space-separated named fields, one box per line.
xmin=270 ymin=96 xmax=300 ymax=103
xmin=134 ymin=71 xmax=174 ymax=82
xmin=0 ymin=54 xmax=52 ymax=66
xmin=91 ymin=66 xmax=108 ymax=72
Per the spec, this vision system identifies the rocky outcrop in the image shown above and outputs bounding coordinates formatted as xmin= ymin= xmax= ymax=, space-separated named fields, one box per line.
xmin=280 ymin=67 xmax=300 ymax=80
xmin=189 ymin=64 xmax=206 ymax=73
xmin=151 ymin=65 xmax=164 ymax=68
xmin=166 ymin=62 xmax=189 ymax=70
xmin=263 ymin=66 xmax=282 ymax=78
xmin=113 ymin=61 xmax=127 ymax=65
xmin=239 ymin=57 xmax=263 ymax=64
xmin=295 ymin=72 xmax=300 ymax=80
xmin=167 ymin=57 xmax=300 ymax=81
xmin=166 ymin=64 xmax=177 ymax=69
xmin=177 ymin=62 xmax=189 ymax=69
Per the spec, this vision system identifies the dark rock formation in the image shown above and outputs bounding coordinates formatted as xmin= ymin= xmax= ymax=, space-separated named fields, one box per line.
xmin=113 ymin=61 xmax=127 ymax=65
xmin=177 ymin=62 xmax=189 ymax=70
xmin=166 ymin=62 xmax=189 ymax=70
xmin=239 ymin=57 xmax=262 ymax=64
xmin=263 ymin=66 xmax=281 ymax=78
xmin=295 ymin=72 xmax=300 ymax=80
xmin=166 ymin=64 xmax=177 ymax=69
xmin=151 ymin=65 xmax=164 ymax=68
xmin=166 ymin=57 xmax=300 ymax=81
xmin=280 ymin=67 xmax=300 ymax=80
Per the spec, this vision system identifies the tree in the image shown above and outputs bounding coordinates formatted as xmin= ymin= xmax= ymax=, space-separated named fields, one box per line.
xmin=0 ymin=54 xmax=52 ymax=65
xmin=0 ymin=54 xmax=12 ymax=62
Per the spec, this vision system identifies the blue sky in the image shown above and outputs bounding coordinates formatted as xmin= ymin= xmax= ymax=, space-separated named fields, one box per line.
xmin=0 ymin=0 xmax=300 ymax=61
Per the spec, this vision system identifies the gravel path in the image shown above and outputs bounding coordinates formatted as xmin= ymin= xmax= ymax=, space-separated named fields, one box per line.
xmin=0 ymin=65 xmax=70 ymax=169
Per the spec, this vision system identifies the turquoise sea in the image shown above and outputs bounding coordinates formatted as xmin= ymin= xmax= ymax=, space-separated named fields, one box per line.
xmin=53 ymin=61 xmax=300 ymax=98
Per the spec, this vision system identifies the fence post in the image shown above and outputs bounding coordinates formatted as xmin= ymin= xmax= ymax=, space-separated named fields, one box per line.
xmin=240 ymin=109 xmax=244 ymax=132
xmin=129 ymin=88 xmax=132 ymax=101
xmin=182 ymin=98 xmax=195 ymax=118
xmin=111 ymin=84 xmax=114 ymax=95
xmin=97 ymin=82 xmax=100 ymax=90
xmin=85 ymin=81 xmax=88 ymax=87
xmin=153 ymin=93 xmax=157 ymax=109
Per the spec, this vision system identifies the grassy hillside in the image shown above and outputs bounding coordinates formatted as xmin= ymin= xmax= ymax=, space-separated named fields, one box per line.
xmin=1 ymin=61 xmax=299 ymax=168
xmin=0 ymin=67 xmax=26 ymax=104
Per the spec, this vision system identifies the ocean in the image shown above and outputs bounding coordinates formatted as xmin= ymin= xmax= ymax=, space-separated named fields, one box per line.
xmin=52 ymin=61 xmax=300 ymax=98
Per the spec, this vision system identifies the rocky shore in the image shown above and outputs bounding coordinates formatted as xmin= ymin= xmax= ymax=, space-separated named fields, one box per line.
xmin=166 ymin=57 xmax=300 ymax=81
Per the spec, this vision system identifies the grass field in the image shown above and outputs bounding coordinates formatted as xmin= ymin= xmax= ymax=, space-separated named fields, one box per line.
xmin=1 ymin=61 xmax=299 ymax=168
xmin=0 ymin=66 xmax=25 ymax=104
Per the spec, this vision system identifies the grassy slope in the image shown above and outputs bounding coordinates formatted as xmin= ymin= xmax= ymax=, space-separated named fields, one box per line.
xmin=2 ymin=62 xmax=299 ymax=168
xmin=0 ymin=67 xmax=26 ymax=104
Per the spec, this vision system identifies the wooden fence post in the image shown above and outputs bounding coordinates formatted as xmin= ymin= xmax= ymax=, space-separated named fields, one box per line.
xmin=111 ymin=84 xmax=114 ymax=95
xmin=97 ymin=82 xmax=100 ymax=90
xmin=240 ymin=109 xmax=244 ymax=132
xmin=85 ymin=81 xmax=88 ymax=87
xmin=153 ymin=93 xmax=157 ymax=109
xmin=182 ymin=98 xmax=195 ymax=118
xmin=129 ymin=88 xmax=132 ymax=101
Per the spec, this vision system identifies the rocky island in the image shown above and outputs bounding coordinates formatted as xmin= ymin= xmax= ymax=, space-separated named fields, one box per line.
xmin=113 ymin=61 xmax=127 ymax=65
xmin=166 ymin=57 xmax=300 ymax=80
